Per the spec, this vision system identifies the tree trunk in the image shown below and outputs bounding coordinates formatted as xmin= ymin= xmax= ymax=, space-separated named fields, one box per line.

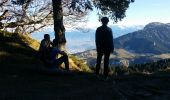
xmin=52 ymin=0 xmax=66 ymax=51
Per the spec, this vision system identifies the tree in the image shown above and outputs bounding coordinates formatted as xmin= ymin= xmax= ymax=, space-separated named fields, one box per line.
xmin=2 ymin=0 xmax=134 ymax=50
xmin=52 ymin=0 xmax=65 ymax=49
xmin=52 ymin=0 xmax=93 ymax=50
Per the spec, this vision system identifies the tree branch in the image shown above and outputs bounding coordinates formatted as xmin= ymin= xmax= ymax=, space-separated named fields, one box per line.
xmin=0 ymin=0 xmax=8 ymax=7
xmin=0 ymin=10 xmax=8 ymax=21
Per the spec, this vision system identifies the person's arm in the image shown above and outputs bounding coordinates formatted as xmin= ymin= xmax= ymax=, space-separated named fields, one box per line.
xmin=46 ymin=40 xmax=52 ymax=48
xmin=54 ymin=48 xmax=67 ymax=56
xmin=59 ymin=51 xmax=67 ymax=56
xmin=50 ymin=41 xmax=53 ymax=46
xmin=95 ymin=28 xmax=100 ymax=48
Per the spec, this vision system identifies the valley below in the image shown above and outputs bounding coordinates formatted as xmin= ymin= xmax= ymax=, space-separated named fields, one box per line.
xmin=75 ymin=49 xmax=170 ymax=68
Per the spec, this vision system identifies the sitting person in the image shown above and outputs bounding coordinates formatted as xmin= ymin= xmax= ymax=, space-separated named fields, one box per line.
xmin=50 ymin=39 xmax=69 ymax=71
xmin=38 ymin=34 xmax=52 ymax=66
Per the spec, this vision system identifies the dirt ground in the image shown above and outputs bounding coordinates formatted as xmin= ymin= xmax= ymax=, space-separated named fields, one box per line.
xmin=1 ymin=64 xmax=170 ymax=100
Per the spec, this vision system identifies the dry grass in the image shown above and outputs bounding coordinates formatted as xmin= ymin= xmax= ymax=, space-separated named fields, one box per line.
xmin=0 ymin=30 xmax=91 ymax=72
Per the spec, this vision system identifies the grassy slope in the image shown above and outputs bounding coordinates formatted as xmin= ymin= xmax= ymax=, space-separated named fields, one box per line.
xmin=1 ymin=31 xmax=170 ymax=100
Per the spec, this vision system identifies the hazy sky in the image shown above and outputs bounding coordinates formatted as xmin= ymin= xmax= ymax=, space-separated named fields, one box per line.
xmin=86 ymin=0 xmax=170 ymax=27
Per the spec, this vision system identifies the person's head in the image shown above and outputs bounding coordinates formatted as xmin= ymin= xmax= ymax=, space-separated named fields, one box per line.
xmin=44 ymin=34 xmax=50 ymax=40
xmin=52 ymin=39 xmax=58 ymax=47
xmin=101 ymin=17 xmax=109 ymax=25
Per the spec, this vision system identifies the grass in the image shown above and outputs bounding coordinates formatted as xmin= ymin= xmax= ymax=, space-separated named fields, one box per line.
xmin=0 ymin=30 xmax=91 ymax=72
xmin=69 ymin=55 xmax=92 ymax=72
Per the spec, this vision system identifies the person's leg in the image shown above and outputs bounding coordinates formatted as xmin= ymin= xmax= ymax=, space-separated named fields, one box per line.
xmin=56 ymin=55 xmax=69 ymax=70
xmin=104 ymin=52 xmax=111 ymax=78
xmin=63 ymin=55 xmax=69 ymax=70
xmin=96 ymin=52 xmax=103 ymax=75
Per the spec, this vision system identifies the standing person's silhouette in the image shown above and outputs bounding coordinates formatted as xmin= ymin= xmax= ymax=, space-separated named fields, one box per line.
xmin=95 ymin=17 xmax=114 ymax=80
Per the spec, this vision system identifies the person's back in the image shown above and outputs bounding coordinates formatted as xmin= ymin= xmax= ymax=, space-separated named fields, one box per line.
xmin=96 ymin=25 xmax=113 ymax=52
xmin=38 ymin=34 xmax=52 ymax=66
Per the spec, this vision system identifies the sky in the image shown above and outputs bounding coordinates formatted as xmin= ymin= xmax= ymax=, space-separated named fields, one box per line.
xmin=86 ymin=0 xmax=170 ymax=27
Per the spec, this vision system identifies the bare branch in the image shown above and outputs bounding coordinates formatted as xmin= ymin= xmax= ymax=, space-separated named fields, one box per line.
xmin=0 ymin=10 xmax=8 ymax=21
xmin=0 ymin=0 xmax=8 ymax=7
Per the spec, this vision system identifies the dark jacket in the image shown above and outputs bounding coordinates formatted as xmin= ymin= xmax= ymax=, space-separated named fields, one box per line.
xmin=95 ymin=25 xmax=114 ymax=53
xmin=38 ymin=39 xmax=52 ymax=61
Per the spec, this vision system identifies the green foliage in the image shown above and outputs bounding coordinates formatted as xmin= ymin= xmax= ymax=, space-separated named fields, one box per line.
xmin=93 ymin=0 xmax=134 ymax=22
xmin=129 ymin=59 xmax=170 ymax=74
xmin=108 ymin=58 xmax=170 ymax=76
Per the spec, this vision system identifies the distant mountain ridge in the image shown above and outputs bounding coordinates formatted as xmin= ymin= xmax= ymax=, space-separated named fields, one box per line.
xmin=31 ymin=24 xmax=143 ymax=53
xmin=115 ymin=22 xmax=170 ymax=54
xmin=75 ymin=22 xmax=170 ymax=67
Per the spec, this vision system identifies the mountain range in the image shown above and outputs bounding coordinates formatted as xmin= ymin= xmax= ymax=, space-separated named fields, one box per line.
xmin=75 ymin=22 xmax=170 ymax=67
xmin=115 ymin=22 xmax=170 ymax=54
xmin=31 ymin=24 xmax=144 ymax=53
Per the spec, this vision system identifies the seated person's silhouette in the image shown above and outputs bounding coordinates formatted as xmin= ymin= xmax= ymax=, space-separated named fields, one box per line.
xmin=38 ymin=34 xmax=52 ymax=67
xmin=50 ymin=39 xmax=69 ymax=70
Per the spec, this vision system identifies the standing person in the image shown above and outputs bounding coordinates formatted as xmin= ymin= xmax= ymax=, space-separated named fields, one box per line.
xmin=38 ymin=34 xmax=52 ymax=66
xmin=51 ymin=39 xmax=69 ymax=71
xmin=95 ymin=17 xmax=114 ymax=80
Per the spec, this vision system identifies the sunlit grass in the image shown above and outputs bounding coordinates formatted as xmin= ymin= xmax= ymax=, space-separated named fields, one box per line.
xmin=0 ymin=30 xmax=92 ymax=72
xmin=69 ymin=55 xmax=92 ymax=72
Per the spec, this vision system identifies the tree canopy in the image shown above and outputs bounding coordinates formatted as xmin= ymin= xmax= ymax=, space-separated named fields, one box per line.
xmin=9 ymin=0 xmax=134 ymax=22
xmin=93 ymin=0 xmax=134 ymax=22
